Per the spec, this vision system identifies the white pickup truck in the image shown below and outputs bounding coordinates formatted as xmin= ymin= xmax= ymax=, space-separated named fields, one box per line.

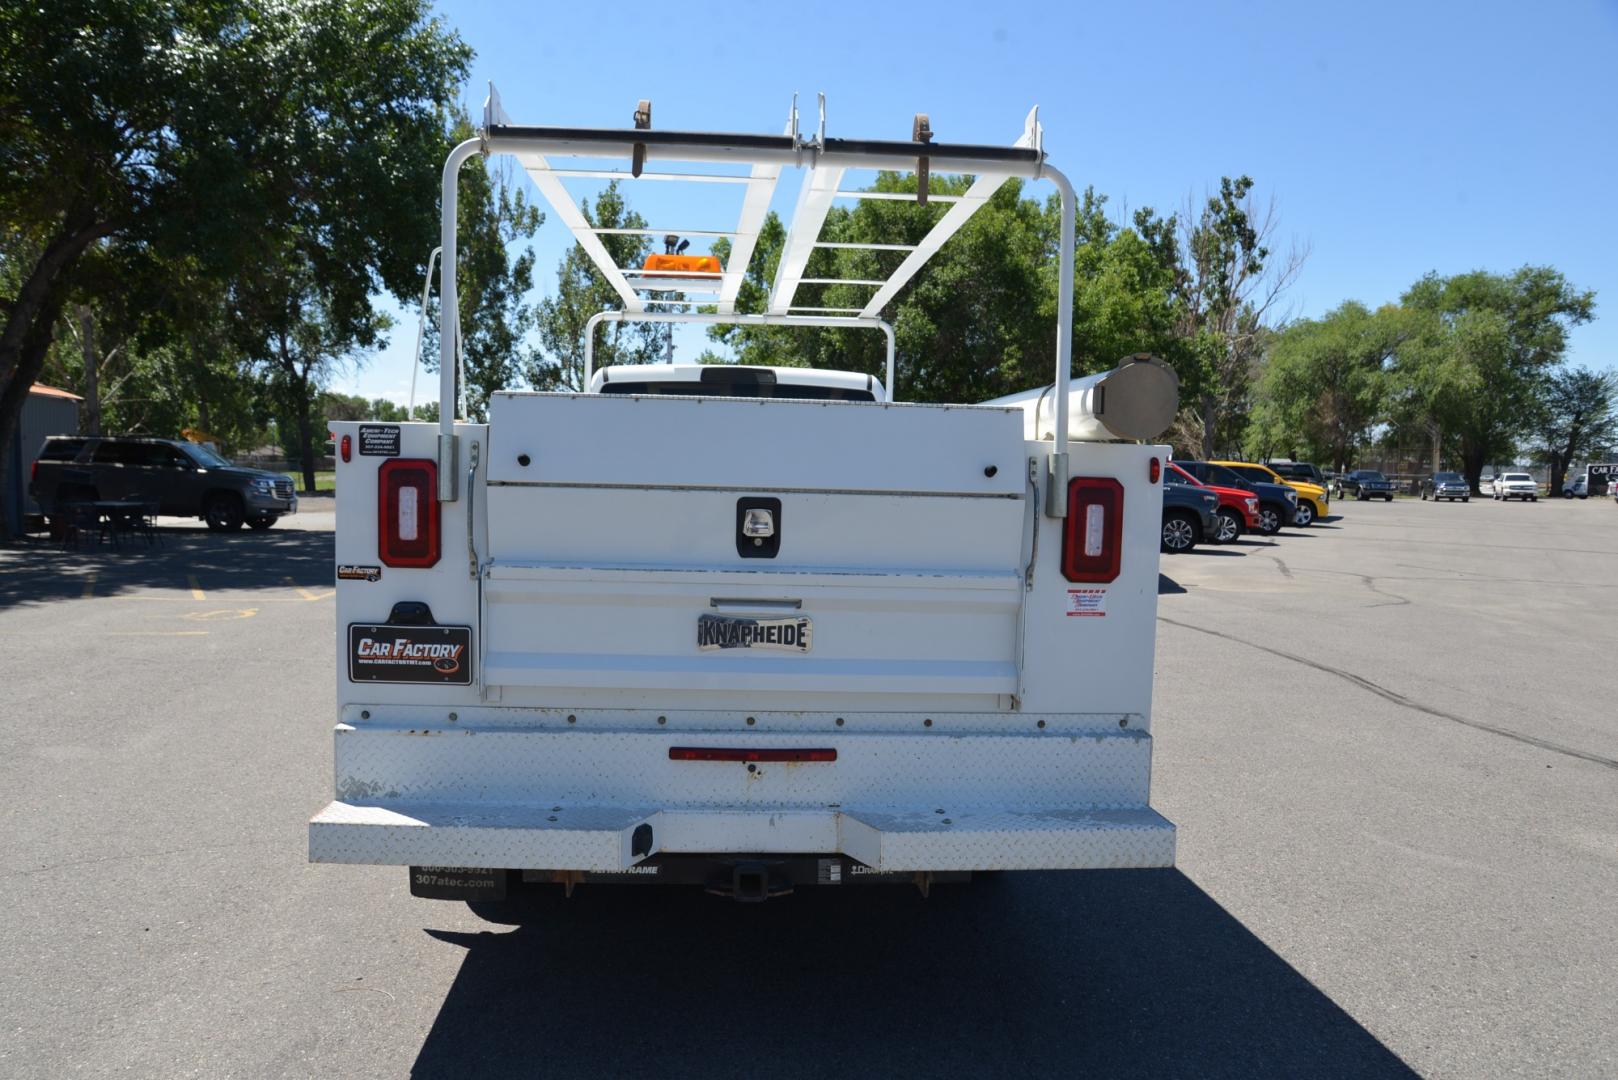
xmin=308 ymin=95 xmax=1179 ymax=902
xmin=1492 ymin=472 xmax=1539 ymax=502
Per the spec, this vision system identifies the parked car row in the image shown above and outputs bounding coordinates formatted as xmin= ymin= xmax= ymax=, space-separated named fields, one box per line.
xmin=1155 ymin=452 xmax=1601 ymax=557
xmin=1160 ymin=458 xmax=1321 ymax=553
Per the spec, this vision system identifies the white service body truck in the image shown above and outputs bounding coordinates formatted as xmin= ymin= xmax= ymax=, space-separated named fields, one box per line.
xmin=308 ymin=97 xmax=1178 ymax=901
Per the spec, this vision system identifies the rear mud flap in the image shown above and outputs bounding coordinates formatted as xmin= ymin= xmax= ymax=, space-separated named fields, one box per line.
xmin=408 ymin=865 xmax=507 ymax=901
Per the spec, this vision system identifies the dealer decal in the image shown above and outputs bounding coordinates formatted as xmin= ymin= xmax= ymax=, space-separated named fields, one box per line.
xmin=1066 ymin=588 xmax=1107 ymax=617
xmin=357 ymin=424 xmax=401 ymax=457
xmin=337 ymin=564 xmax=382 ymax=582
xmin=348 ymin=623 xmax=473 ymax=684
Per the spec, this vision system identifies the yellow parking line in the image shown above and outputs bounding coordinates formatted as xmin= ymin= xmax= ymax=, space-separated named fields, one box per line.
xmin=81 ymin=572 xmax=97 ymax=599
xmin=105 ymin=631 xmax=210 ymax=637
xmin=187 ymin=573 xmax=206 ymax=600
xmin=109 ymin=595 xmax=324 ymax=603
xmin=182 ymin=608 xmax=258 ymax=622
xmin=285 ymin=576 xmax=334 ymax=601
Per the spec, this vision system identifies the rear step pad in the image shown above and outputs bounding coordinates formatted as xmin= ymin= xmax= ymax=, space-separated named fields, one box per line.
xmin=308 ymin=802 xmax=1174 ymax=873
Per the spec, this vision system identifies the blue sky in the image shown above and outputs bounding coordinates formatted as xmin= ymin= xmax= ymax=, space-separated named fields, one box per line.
xmin=339 ymin=0 xmax=1618 ymax=405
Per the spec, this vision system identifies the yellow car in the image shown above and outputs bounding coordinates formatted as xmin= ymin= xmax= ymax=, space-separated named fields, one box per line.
xmin=1212 ymin=460 xmax=1330 ymax=526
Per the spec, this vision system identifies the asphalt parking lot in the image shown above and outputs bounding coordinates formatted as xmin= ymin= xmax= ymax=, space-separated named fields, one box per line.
xmin=1 ymin=495 xmax=1614 ymax=1079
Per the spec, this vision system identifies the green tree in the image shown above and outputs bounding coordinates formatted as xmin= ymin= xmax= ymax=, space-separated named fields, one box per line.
xmin=530 ymin=183 xmax=669 ymax=390
xmin=0 ymin=0 xmax=470 ymax=533
xmin=1166 ymin=177 xmax=1304 ymax=457
xmin=422 ymin=108 xmax=544 ymax=420
xmin=1393 ymin=267 xmax=1595 ymax=490
xmin=323 ymin=393 xmax=413 ymax=423
xmin=709 ymin=173 xmax=1065 ymax=402
xmin=1067 ymin=194 xmax=1182 ymax=378
xmin=1247 ymin=301 xmax=1402 ymax=469
xmin=1532 ymin=367 xmax=1618 ymax=495
xmin=242 ymin=253 xmax=390 ymax=492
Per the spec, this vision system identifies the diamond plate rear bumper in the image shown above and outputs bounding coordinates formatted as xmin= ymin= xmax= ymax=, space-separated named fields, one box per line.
xmin=307 ymin=801 xmax=1175 ymax=872
xmin=308 ymin=712 xmax=1175 ymax=873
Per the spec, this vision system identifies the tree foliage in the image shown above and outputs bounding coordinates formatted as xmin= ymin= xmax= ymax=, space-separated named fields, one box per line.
xmin=1391 ymin=267 xmax=1595 ymax=488
xmin=1166 ymin=177 xmax=1305 ymax=457
xmin=1247 ymin=301 xmax=1404 ymax=469
xmin=706 ymin=175 xmax=1181 ymax=403
xmin=2 ymin=5 xmax=1601 ymax=519
xmin=530 ymin=183 xmax=669 ymax=390
xmin=0 ymin=0 xmax=469 ymax=530
xmin=421 ymin=108 xmax=544 ymax=421
xmin=1531 ymin=367 xmax=1618 ymax=494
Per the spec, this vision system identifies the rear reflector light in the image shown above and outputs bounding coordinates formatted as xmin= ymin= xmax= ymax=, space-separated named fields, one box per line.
xmin=378 ymin=458 xmax=439 ymax=568
xmin=669 ymin=747 xmax=837 ymax=763
xmin=1083 ymin=503 xmax=1105 ymax=556
xmin=1062 ymin=477 xmax=1124 ymax=583
xmin=1149 ymin=456 xmax=1161 ymax=483
xmin=340 ymin=434 xmax=352 ymax=463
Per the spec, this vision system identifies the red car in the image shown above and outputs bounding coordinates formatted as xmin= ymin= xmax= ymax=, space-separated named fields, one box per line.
xmin=1167 ymin=461 xmax=1260 ymax=542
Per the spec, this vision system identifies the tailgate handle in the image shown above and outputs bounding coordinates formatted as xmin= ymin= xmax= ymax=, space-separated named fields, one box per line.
xmin=709 ymin=597 xmax=801 ymax=611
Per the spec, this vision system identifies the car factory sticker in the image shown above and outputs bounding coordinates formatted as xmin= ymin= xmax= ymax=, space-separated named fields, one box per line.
xmin=348 ymin=623 xmax=473 ymax=684
xmin=336 ymin=564 xmax=382 ymax=582
xmin=1066 ymin=588 xmax=1107 ymax=617
xmin=357 ymin=424 xmax=401 ymax=457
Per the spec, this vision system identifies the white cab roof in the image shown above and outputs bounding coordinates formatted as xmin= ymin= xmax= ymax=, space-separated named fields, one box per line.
xmin=587 ymin=364 xmax=887 ymax=401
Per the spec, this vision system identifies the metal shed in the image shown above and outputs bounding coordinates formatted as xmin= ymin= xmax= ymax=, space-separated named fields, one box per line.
xmin=4 ymin=384 xmax=82 ymax=533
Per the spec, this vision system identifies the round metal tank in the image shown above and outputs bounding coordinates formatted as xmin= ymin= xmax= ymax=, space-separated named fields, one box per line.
xmin=984 ymin=353 xmax=1180 ymax=442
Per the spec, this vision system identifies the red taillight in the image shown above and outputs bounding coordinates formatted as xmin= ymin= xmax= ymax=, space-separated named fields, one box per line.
xmin=340 ymin=434 xmax=352 ymax=463
xmin=669 ymin=747 xmax=837 ymax=763
xmin=378 ymin=458 xmax=439 ymax=568
xmin=1149 ymin=457 xmax=1161 ymax=483
xmin=31 ymin=459 xmax=39 ymax=484
xmin=1062 ymin=477 xmax=1124 ymax=583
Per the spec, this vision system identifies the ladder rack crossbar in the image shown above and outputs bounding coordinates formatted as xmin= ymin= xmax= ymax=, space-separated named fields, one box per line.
xmin=618 ymin=268 xmax=730 ymax=279
xmin=835 ymin=190 xmax=964 ymax=203
xmin=815 ymin=241 xmax=919 ymax=251
xmin=488 ymin=124 xmax=1041 ymax=168
xmin=593 ymin=227 xmax=737 ymax=237
xmin=544 ymin=169 xmax=754 ymax=184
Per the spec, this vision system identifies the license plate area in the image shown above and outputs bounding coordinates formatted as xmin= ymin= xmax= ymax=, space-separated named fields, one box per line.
xmin=697 ymin=613 xmax=812 ymax=653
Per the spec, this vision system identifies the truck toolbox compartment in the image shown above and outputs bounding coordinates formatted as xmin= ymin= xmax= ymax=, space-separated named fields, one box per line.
xmin=485 ymin=393 xmax=1026 ymax=495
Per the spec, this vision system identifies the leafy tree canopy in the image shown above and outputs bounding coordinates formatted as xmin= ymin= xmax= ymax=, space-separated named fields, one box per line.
xmin=0 ymin=0 xmax=470 ymax=529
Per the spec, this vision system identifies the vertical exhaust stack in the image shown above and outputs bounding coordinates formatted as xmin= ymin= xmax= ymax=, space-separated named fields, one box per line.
xmin=985 ymin=353 xmax=1180 ymax=443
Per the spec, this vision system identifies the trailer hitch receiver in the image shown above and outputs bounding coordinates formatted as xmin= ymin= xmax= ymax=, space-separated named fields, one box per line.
xmin=706 ymin=861 xmax=794 ymax=903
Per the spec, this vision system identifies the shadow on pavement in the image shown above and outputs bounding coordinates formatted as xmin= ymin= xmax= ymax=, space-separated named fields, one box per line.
xmin=1158 ymin=573 xmax=1187 ymax=595
xmin=412 ymin=869 xmax=1415 ymax=1080
xmin=0 ymin=526 xmax=333 ymax=609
